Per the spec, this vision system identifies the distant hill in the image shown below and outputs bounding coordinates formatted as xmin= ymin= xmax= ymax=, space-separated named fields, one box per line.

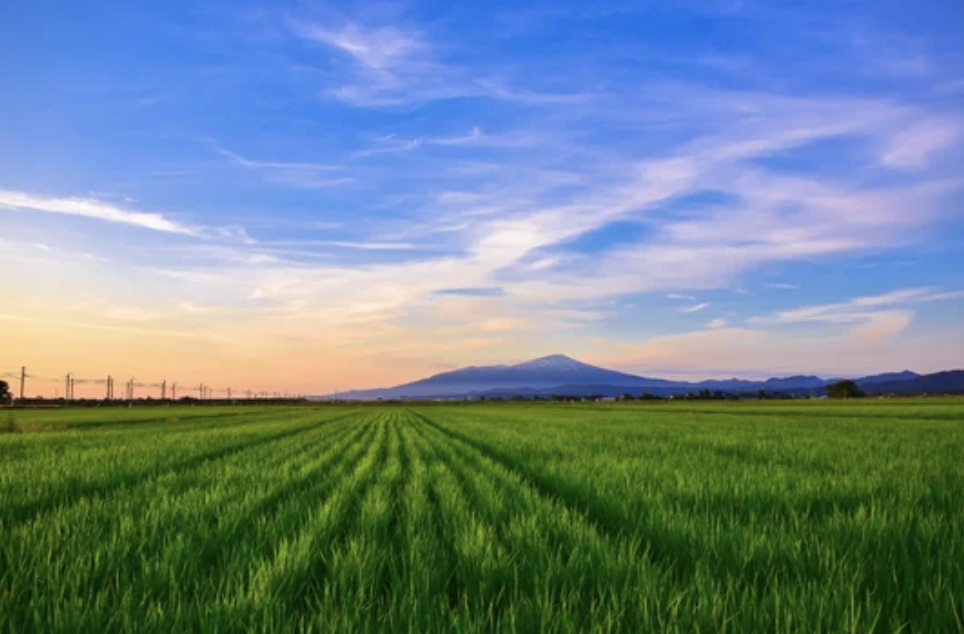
xmin=320 ymin=354 xmax=957 ymax=401
xmin=763 ymin=375 xmax=827 ymax=390
xmin=693 ymin=378 xmax=760 ymax=391
xmin=862 ymin=370 xmax=964 ymax=395
xmin=856 ymin=371 xmax=921 ymax=385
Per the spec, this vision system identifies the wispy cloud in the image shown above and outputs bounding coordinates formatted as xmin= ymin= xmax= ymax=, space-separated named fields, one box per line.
xmin=609 ymin=319 xmax=963 ymax=380
xmin=291 ymin=20 xmax=460 ymax=107
xmin=749 ymin=287 xmax=964 ymax=325
xmin=218 ymin=148 xmax=341 ymax=172
xmin=355 ymin=128 xmax=483 ymax=157
xmin=290 ymin=18 xmax=593 ymax=108
xmin=217 ymin=148 xmax=353 ymax=189
xmin=294 ymin=23 xmax=426 ymax=72
xmin=680 ymin=302 xmax=711 ymax=313
xmin=850 ymin=310 xmax=914 ymax=343
xmin=319 ymin=241 xmax=419 ymax=251
xmin=0 ymin=189 xmax=196 ymax=235
xmin=354 ymin=138 xmax=423 ymax=157
xmin=748 ymin=288 xmax=963 ymax=342
xmin=473 ymin=80 xmax=596 ymax=106
xmin=433 ymin=127 xmax=484 ymax=145
xmin=880 ymin=119 xmax=962 ymax=169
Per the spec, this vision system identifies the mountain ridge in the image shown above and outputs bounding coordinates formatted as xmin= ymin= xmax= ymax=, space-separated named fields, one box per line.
xmin=322 ymin=354 xmax=953 ymax=400
xmin=334 ymin=354 xmax=676 ymax=400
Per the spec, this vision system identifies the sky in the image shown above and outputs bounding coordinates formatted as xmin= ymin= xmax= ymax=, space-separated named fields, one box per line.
xmin=2 ymin=0 xmax=963 ymax=397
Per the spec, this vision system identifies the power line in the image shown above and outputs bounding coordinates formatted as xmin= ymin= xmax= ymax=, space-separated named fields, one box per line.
xmin=5 ymin=365 xmax=306 ymax=403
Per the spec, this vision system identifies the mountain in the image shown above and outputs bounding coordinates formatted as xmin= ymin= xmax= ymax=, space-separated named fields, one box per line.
xmin=862 ymin=370 xmax=964 ymax=395
xmin=693 ymin=378 xmax=760 ymax=391
xmin=321 ymin=354 xmax=959 ymax=401
xmin=763 ymin=375 xmax=827 ymax=390
xmin=701 ymin=372 xmax=921 ymax=393
xmin=334 ymin=354 xmax=676 ymax=400
xmin=856 ymin=370 xmax=921 ymax=385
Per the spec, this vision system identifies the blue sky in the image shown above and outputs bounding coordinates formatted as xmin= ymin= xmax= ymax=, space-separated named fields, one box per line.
xmin=2 ymin=0 xmax=963 ymax=392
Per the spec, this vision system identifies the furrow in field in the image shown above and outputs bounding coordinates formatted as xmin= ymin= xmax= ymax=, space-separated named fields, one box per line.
xmin=424 ymin=406 xmax=964 ymax=633
xmin=410 ymin=416 xmax=655 ymax=618
xmin=410 ymin=408 xmax=629 ymax=534
xmin=0 ymin=413 xmax=326 ymax=526
xmin=380 ymin=410 xmax=460 ymax=632
xmin=404 ymin=413 xmax=657 ymax=632
xmin=404 ymin=419 xmax=513 ymax=619
xmin=409 ymin=409 xmax=705 ymax=585
xmin=55 ymin=407 xmax=308 ymax=430
xmin=89 ymin=407 xmax=334 ymax=435
xmin=0 ymin=407 xmax=314 ymax=483
xmin=180 ymin=417 xmax=383 ymax=632
xmin=0 ymin=410 xmax=311 ymax=472
xmin=2 ymin=417 xmax=379 ymax=632
xmin=235 ymin=413 xmax=392 ymax=627
xmin=6 ymin=407 xmax=255 ymax=429
xmin=373 ymin=412 xmax=413 ymax=620
xmin=0 ymin=414 xmax=374 ymax=625
xmin=387 ymin=411 xmax=413 ymax=547
xmin=297 ymin=412 xmax=413 ymax=630
xmin=407 ymin=410 xmax=745 ymax=631
xmin=146 ymin=417 xmax=380 ymax=606
xmin=0 ymin=408 xmax=359 ymax=478
xmin=0 ymin=409 xmax=362 ymax=529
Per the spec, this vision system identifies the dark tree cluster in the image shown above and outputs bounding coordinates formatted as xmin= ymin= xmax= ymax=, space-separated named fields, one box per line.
xmin=827 ymin=380 xmax=863 ymax=399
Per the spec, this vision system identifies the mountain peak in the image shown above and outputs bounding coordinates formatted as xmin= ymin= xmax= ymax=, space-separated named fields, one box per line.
xmin=530 ymin=353 xmax=578 ymax=363
xmin=512 ymin=354 xmax=589 ymax=371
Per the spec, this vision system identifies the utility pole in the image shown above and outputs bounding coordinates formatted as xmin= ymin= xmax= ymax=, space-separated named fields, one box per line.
xmin=19 ymin=366 xmax=25 ymax=401
xmin=128 ymin=377 xmax=135 ymax=401
xmin=161 ymin=380 xmax=167 ymax=400
xmin=227 ymin=387 xmax=232 ymax=400
xmin=172 ymin=382 xmax=177 ymax=400
xmin=65 ymin=374 xmax=71 ymax=402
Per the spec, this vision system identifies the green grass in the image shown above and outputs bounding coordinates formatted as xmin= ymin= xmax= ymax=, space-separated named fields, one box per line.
xmin=1 ymin=401 xmax=962 ymax=632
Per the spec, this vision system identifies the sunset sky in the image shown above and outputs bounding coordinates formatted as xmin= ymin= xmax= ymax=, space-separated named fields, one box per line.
xmin=2 ymin=0 xmax=963 ymax=397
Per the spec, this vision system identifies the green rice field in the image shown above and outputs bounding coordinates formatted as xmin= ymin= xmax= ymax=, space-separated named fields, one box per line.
xmin=1 ymin=400 xmax=963 ymax=632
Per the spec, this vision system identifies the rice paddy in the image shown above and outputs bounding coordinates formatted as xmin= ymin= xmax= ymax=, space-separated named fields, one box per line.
xmin=1 ymin=400 xmax=962 ymax=632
